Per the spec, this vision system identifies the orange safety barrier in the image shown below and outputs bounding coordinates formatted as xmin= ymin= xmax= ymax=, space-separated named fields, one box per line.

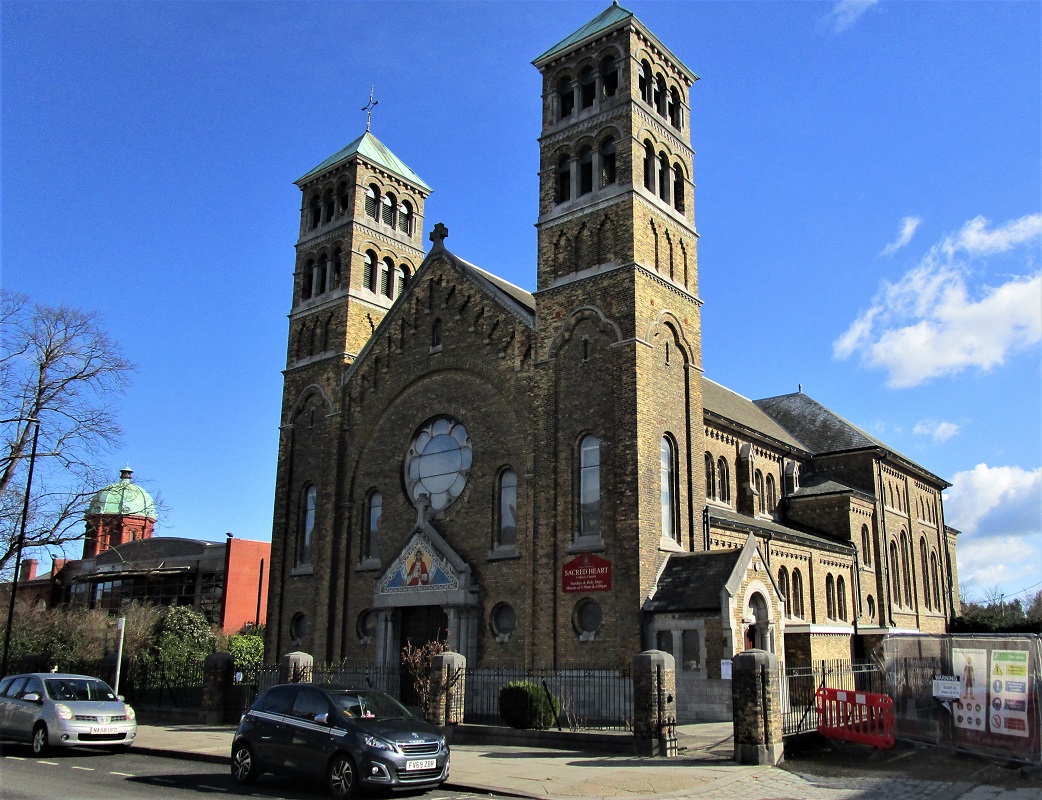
xmin=815 ymin=687 xmax=895 ymax=749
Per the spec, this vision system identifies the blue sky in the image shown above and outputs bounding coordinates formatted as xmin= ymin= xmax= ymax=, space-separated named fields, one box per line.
xmin=3 ymin=1 xmax=1039 ymax=607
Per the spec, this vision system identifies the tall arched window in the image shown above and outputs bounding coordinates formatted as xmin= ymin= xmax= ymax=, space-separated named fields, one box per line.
xmin=778 ymin=567 xmax=791 ymax=618
xmin=861 ymin=524 xmax=872 ymax=567
xmin=337 ymin=181 xmax=350 ymax=214
xmin=302 ymin=259 xmax=315 ymax=300
xmin=672 ymin=163 xmax=685 ymax=212
xmin=578 ymin=435 xmax=601 ymax=538
xmin=364 ymin=490 xmax=382 ymax=561
xmin=660 ymin=436 xmax=678 ymax=543
xmin=556 ymin=155 xmax=571 ymax=203
xmin=920 ymin=538 xmax=931 ymax=609
xmin=654 ymin=74 xmax=667 ymax=116
xmin=900 ymin=531 xmax=913 ymax=604
xmin=890 ymin=540 xmax=902 ymax=606
xmin=382 ymin=192 xmax=397 ymax=227
xmin=717 ymin=457 xmax=730 ymax=504
xmin=363 ymin=250 xmax=377 ymax=292
xmin=766 ymin=474 xmax=777 ymax=513
xmin=365 ymin=185 xmax=379 ymax=220
xmin=381 ymin=257 xmax=394 ymax=297
xmin=600 ymin=56 xmax=618 ymax=98
xmin=315 ymin=256 xmax=327 ymax=297
xmin=826 ymin=574 xmax=837 ymax=619
xmin=639 ymin=60 xmax=653 ymax=104
xmin=657 ymin=152 xmax=670 ymax=202
xmin=399 ymin=200 xmax=413 ymax=234
xmin=704 ymin=452 xmax=716 ymax=499
xmin=578 ymin=147 xmax=593 ymax=195
xmin=322 ymin=188 xmax=334 ymax=223
xmin=791 ymin=569 xmax=805 ymax=619
xmin=643 ymin=140 xmax=655 ymax=192
xmin=931 ymin=552 xmax=941 ymax=610
xmin=309 ymin=195 xmax=321 ymax=230
xmin=298 ymin=484 xmax=316 ymax=565
xmin=431 ymin=318 xmax=442 ymax=349
xmin=668 ymin=86 xmax=682 ymax=129
xmin=579 ymin=67 xmax=595 ymax=109
xmin=754 ymin=470 xmax=765 ymax=513
xmin=497 ymin=468 xmax=518 ymax=549
xmin=600 ymin=137 xmax=616 ymax=186
xmin=397 ymin=265 xmax=411 ymax=296
xmin=837 ymin=576 xmax=847 ymax=621
xmin=557 ymin=75 xmax=574 ymax=119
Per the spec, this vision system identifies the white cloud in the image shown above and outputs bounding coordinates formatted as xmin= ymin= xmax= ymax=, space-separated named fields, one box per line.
xmin=825 ymin=0 xmax=878 ymax=33
xmin=833 ymin=213 xmax=1042 ymax=387
xmin=912 ymin=420 xmax=960 ymax=443
xmin=956 ymin=535 xmax=1042 ymax=600
xmin=880 ymin=216 xmax=922 ymax=256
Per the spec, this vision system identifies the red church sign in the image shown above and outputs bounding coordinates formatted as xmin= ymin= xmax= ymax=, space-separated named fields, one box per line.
xmin=562 ymin=553 xmax=612 ymax=593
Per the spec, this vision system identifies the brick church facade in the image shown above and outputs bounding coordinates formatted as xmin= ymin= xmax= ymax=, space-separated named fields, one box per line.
xmin=265 ymin=5 xmax=959 ymax=712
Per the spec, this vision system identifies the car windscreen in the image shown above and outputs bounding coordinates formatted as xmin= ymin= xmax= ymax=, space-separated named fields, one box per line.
xmin=328 ymin=690 xmax=414 ymax=720
xmin=45 ymin=678 xmax=118 ymax=702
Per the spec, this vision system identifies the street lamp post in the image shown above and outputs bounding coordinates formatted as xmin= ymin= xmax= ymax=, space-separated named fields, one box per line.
xmin=1 ymin=417 xmax=40 ymax=678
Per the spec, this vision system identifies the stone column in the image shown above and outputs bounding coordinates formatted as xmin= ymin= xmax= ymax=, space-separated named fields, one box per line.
xmin=731 ymin=649 xmax=783 ymax=765
xmin=428 ymin=651 xmax=466 ymax=726
xmin=201 ymin=651 xmax=234 ymax=724
xmin=280 ymin=651 xmax=313 ymax=684
xmin=631 ymin=650 xmax=678 ymax=757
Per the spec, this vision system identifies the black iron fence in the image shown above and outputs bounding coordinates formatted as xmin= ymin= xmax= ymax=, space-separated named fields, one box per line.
xmin=781 ymin=659 xmax=883 ymax=736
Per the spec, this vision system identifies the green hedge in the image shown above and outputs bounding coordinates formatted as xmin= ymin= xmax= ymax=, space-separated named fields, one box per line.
xmin=498 ymin=680 xmax=560 ymax=729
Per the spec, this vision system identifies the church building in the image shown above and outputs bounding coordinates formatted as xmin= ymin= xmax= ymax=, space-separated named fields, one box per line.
xmin=265 ymin=4 xmax=959 ymax=715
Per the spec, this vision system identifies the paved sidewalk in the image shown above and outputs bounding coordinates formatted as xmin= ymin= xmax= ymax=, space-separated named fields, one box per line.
xmin=132 ymin=723 xmax=1042 ymax=800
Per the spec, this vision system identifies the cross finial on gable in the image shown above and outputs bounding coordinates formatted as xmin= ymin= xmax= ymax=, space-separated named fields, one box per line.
xmin=430 ymin=222 xmax=449 ymax=248
xmin=361 ymin=86 xmax=379 ymax=132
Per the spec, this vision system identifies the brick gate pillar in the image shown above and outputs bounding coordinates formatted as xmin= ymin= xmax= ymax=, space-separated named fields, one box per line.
xmin=731 ymin=649 xmax=783 ymax=765
xmin=428 ymin=651 xmax=466 ymax=726
xmin=280 ymin=651 xmax=313 ymax=683
xmin=631 ymin=649 xmax=678 ymax=757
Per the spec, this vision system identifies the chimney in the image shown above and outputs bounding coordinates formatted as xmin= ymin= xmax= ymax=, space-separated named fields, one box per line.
xmin=19 ymin=559 xmax=38 ymax=582
xmin=51 ymin=558 xmax=67 ymax=577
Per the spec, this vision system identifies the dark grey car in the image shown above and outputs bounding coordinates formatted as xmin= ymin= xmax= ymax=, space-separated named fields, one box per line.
xmin=231 ymin=684 xmax=449 ymax=798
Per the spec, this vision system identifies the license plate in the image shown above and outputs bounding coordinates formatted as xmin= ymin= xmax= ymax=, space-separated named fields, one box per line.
xmin=90 ymin=726 xmax=119 ymax=735
xmin=405 ymin=759 xmax=437 ymax=771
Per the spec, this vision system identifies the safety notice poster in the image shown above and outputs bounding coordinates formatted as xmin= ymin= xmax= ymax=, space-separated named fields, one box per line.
xmin=951 ymin=648 xmax=987 ymax=732
xmin=989 ymin=649 xmax=1029 ymax=738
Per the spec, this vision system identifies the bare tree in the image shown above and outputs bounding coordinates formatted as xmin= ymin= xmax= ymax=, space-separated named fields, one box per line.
xmin=0 ymin=290 xmax=135 ymax=577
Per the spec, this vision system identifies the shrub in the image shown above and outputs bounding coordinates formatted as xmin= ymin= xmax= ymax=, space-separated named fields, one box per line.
xmin=228 ymin=633 xmax=265 ymax=671
xmin=498 ymin=680 xmax=560 ymax=729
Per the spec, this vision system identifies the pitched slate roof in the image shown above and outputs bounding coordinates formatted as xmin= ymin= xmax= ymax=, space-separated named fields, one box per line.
xmin=752 ymin=392 xmax=889 ymax=454
xmin=296 ymin=131 xmax=431 ymax=190
xmin=702 ymin=379 xmax=809 ymax=452
xmin=95 ymin=537 xmax=212 ymax=565
xmin=533 ymin=2 xmax=634 ymax=63
xmin=644 ymin=550 xmax=743 ymax=613
xmin=465 ymin=260 xmax=535 ymax=318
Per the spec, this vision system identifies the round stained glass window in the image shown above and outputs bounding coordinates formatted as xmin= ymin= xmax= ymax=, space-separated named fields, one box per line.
xmin=405 ymin=416 xmax=472 ymax=513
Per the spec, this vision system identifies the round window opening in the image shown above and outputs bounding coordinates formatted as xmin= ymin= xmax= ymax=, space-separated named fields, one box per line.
xmin=357 ymin=609 xmax=377 ymax=642
xmin=573 ymin=599 xmax=603 ymax=641
xmin=290 ymin=612 xmax=308 ymax=645
xmin=490 ymin=603 xmax=517 ymax=641
xmin=405 ymin=416 xmax=473 ymax=513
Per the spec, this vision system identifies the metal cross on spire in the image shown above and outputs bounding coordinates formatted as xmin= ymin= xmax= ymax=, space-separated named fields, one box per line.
xmin=361 ymin=86 xmax=379 ymax=132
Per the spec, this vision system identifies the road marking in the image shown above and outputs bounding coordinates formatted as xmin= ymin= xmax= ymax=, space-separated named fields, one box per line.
xmin=39 ymin=760 xmax=59 ymax=765
xmin=110 ymin=771 xmax=135 ymax=777
xmin=71 ymin=765 xmax=95 ymax=771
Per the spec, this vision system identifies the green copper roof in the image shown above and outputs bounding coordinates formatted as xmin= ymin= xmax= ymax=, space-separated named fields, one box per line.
xmin=87 ymin=469 xmax=158 ymax=520
xmin=297 ymin=131 xmax=431 ymax=191
xmin=533 ymin=2 xmax=634 ymax=64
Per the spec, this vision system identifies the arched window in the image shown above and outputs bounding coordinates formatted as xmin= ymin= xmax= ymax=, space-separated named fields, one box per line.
xmin=931 ymin=552 xmax=941 ymax=610
xmin=704 ymin=452 xmax=716 ymax=499
xmin=331 ymin=248 xmax=342 ymax=290
xmin=497 ymin=468 xmax=518 ymax=549
xmin=754 ymin=470 xmax=765 ymax=513
xmin=920 ymin=538 xmax=931 ymax=609
xmin=337 ymin=181 xmax=351 ymax=214
xmin=322 ymin=188 xmax=334 ymax=223
xmin=861 ymin=524 xmax=872 ymax=567
xmin=900 ymin=531 xmax=913 ymax=604
xmin=639 ymin=60 xmax=653 ymax=104
xmin=298 ymin=484 xmax=316 ymax=565
xmin=363 ymin=250 xmax=377 ymax=292
xmin=309 ymin=195 xmax=321 ymax=230
xmin=578 ymin=435 xmax=601 ymax=538
xmin=365 ymin=185 xmax=379 ymax=220
xmin=890 ymin=540 xmax=902 ymax=606
xmin=302 ymin=259 xmax=315 ymax=300
xmin=399 ymin=200 xmax=413 ymax=234
xmin=867 ymin=595 xmax=876 ymax=619
xmin=837 ymin=576 xmax=847 ymax=621
xmin=397 ymin=264 xmax=410 ymax=296
xmin=778 ymin=567 xmax=791 ymax=618
xmin=600 ymin=137 xmax=616 ymax=186
xmin=578 ymin=146 xmax=593 ymax=195
xmin=643 ymin=140 xmax=656 ymax=192
xmin=431 ymin=318 xmax=442 ymax=349
xmin=579 ymin=67 xmax=595 ymax=109
xmin=657 ymin=152 xmax=670 ymax=202
xmin=556 ymin=155 xmax=571 ymax=203
xmin=654 ymin=74 xmax=667 ymax=116
xmin=557 ymin=75 xmax=574 ymax=119
xmin=668 ymin=86 xmax=682 ymax=129
xmin=315 ymin=256 xmax=327 ymax=297
xmin=600 ymin=56 xmax=618 ymax=98
xmin=826 ymin=574 xmax=837 ymax=619
xmin=364 ymin=490 xmax=382 ymax=561
xmin=672 ymin=163 xmax=685 ymax=212
xmin=791 ymin=569 xmax=805 ymax=619
xmin=717 ymin=457 xmax=730 ymax=504
xmin=381 ymin=257 xmax=394 ymax=298
xmin=382 ymin=192 xmax=397 ymax=227
xmin=766 ymin=474 xmax=777 ymax=513
xmin=660 ymin=436 xmax=678 ymax=543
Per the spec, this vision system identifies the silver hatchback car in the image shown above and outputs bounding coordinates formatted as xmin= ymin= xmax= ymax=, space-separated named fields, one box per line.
xmin=0 ymin=673 xmax=137 ymax=754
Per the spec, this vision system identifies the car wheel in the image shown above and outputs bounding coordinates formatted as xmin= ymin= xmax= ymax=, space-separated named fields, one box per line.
xmin=230 ymin=742 xmax=258 ymax=785
xmin=327 ymin=753 xmax=357 ymax=798
xmin=31 ymin=723 xmax=49 ymax=756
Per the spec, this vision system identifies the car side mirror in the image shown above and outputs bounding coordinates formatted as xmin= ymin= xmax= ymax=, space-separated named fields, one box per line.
xmin=22 ymin=692 xmax=42 ymax=704
xmin=314 ymin=712 xmax=330 ymax=725
xmin=117 ymin=695 xmax=125 ymax=702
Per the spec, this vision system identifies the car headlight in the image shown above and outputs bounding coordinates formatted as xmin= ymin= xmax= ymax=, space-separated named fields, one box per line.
xmin=55 ymin=703 xmax=73 ymax=720
xmin=364 ymin=734 xmax=396 ymax=752
xmin=125 ymin=705 xmax=136 ymax=721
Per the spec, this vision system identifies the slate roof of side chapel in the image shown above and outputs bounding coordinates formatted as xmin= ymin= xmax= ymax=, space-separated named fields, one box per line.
xmin=644 ymin=550 xmax=744 ymax=613
xmin=296 ymin=131 xmax=431 ymax=190
xmin=701 ymin=379 xmax=809 ymax=452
